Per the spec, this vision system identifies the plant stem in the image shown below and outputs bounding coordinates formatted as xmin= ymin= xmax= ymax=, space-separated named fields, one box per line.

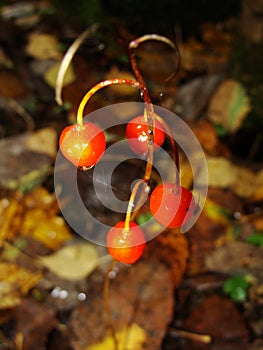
xmin=128 ymin=34 xmax=180 ymax=184
xmin=124 ymin=179 xmax=146 ymax=231
xmin=152 ymin=111 xmax=180 ymax=184
xmin=103 ymin=259 xmax=119 ymax=350
xmin=55 ymin=23 xmax=100 ymax=106
xmin=76 ymin=79 xmax=139 ymax=126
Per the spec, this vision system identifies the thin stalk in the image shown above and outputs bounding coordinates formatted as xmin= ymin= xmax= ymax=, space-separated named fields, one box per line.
xmin=76 ymin=79 xmax=139 ymax=127
xmin=103 ymin=259 xmax=119 ymax=350
xmin=124 ymin=179 xmax=146 ymax=231
xmin=55 ymin=23 xmax=100 ymax=105
xmin=128 ymin=34 xmax=180 ymax=184
xmin=168 ymin=327 xmax=212 ymax=344
xmin=152 ymin=111 xmax=180 ymax=184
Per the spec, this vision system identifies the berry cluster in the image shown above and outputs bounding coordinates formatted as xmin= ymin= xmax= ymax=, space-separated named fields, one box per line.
xmin=59 ymin=112 xmax=196 ymax=264
xmin=57 ymin=33 xmax=196 ymax=265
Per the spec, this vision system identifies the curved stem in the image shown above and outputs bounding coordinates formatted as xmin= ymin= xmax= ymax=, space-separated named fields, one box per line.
xmin=128 ymin=34 xmax=180 ymax=185
xmin=55 ymin=23 xmax=100 ymax=106
xmin=103 ymin=259 xmax=119 ymax=350
xmin=76 ymin=79 xmax=139 ymax=127
xmin=124 ymin=179 xmax=146 ymax=231
xmin=152 ymin=111 xmax=180 ymax=184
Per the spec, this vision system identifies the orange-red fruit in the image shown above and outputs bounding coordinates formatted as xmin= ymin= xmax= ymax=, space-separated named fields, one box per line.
xmin=106 ymin=221 xmax=146 ymax=264
xmin=149 ymin=183 xmax=195 ymax=228
xmin=59 ymin=122 xmax=106 ymax=168
xmin=126 ymin=115 xmax=165 ymax=155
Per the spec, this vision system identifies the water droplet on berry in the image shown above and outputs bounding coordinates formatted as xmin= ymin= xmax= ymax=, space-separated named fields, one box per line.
xmin=80 ymin=165 xmax=94 ymax=171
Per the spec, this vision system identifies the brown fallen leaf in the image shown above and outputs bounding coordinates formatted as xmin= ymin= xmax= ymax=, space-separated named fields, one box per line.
xmin=183 ymin=294 xmax=249 ymax=349
xmin=0 ymin=69 xmax=27 ymax=98
xmin=143 ymin=229 xmax=189 ymax=288
xmin=15 ymin=298 xmax=56 ymax=350
xmin=206 ymin=241 xmax=263 ymax=279
xmin=70 ymin=260 xmax=174 ymax=350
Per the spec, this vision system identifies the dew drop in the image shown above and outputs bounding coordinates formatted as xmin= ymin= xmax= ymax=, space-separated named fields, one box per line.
xmin=80 ymin=165 xmax=94 ymax=171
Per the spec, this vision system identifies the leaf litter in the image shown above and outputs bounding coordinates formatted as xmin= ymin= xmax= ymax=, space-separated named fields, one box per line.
xmin=0 ymin=1 xmax=263 ymax=349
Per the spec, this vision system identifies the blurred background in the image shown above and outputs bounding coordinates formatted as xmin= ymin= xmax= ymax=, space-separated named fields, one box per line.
xmin=0 ymin=1 xmax=263 ymax=349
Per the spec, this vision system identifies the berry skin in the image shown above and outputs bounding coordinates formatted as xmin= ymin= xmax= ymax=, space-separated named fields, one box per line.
xmin=126 ymin=115 xmax=165 ymax=155
xmin=149 ymin=183 xmax=195 ymax=228
xmin=59 ymin=122 xmax=106 ymax=168
xmin=106 ymin=221 xmax=146 ymax=264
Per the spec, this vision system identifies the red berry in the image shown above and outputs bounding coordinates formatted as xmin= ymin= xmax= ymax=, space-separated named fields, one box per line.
xmin=126 ymin=115 xmax=165 ymax=155
xmin=59 ymin=122 xmax=106 ymax=168
xmin=149 ymin=183 xmax=195 ymax=228
xmin=106 ymin=221 xmax=146 ymax=264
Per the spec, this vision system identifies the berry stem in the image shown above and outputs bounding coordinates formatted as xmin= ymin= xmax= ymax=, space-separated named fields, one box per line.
xmin=103 ymin=259 xmax=119 ymax=350
xmin=152 ymin=111 xmax=180 ymax=184
xmin=55 ymin=23 xmax=100 ymax=106
xmin=76 ymin=79 xmax=139 ymax=127
xmin=128 ymin=34 xmax=180 ymax=184
xmin=124 ymin=179 xmax=146 ymax=231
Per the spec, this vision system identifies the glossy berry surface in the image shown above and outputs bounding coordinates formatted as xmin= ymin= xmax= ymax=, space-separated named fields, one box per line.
xmin=149 ymin=183 xmax=195 ymax=228
xmin=59 ymin=122 xmax=106 ymax=168
xmin=106 ymin=221 xmax=146 ymax=264
xmin=126 ymin=115 xmax=165 ymax=155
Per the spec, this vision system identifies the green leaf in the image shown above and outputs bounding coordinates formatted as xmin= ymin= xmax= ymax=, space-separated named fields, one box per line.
xmin=246 ymin=232 xmax=263 ymax=246
xmin=223 ymin=275 xmax=250 ymax=302
xmin=137 ymin=212 xmax=153 ymax=225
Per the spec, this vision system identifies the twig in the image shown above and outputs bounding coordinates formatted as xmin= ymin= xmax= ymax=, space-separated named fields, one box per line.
xmin=168 ymin=327 xmax=212 ymax=344
xmin=103 ymin=259 xmax=119 ymax=350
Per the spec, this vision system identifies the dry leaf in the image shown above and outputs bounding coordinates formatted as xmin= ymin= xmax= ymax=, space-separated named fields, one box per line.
xmin=25 ymin=127 xmax=57 ymax=157
xmin=208 ymin=79 xmax=251 ymax=132
xmin=70 ymin=260 xmax=173 ymax=350
xmin=39 ymin=243 xmax=99 ymax=281
xmin=0 ymin=263 xmax=42 ymax=309
xmin=26 ymin=33 xmax=61 ymax=60
xmin=44 ymin=61 xmax=76 ymax=88
xmin=0 ymin=187 xmax=72 ymax=249
xmin=0 ymin=128 xmax=56 ymax=192
xmin=252 ymin=169 xmax=263 ymax=201
xmin=207 ymin=157 xmax=256 ymax=198
xmin=0 ymin=69 xmax=27 ymax=98
xmin=178 ymin=36 xmax=230 ymax=73
xmin=87 ymin=323 xmax=146 ymax=350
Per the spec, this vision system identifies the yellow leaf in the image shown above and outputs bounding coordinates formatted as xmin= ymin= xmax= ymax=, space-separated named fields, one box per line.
xmin=31 ymin=216 xmax=72 ymax=250
xmin=87 ymin=323 xmax=146 ymax=350
xmin=204 ymin=198 xmax=230 ymax=225
xmin=0 ymin=198 xmax=21 ymax=245
xmin=26 ymin=33 xmax=61 ymax=60
xmin=44 ymin=61 xmax=76 ymax=88
xmin=39 ymin=243 xmax=99 ymax=281
xmin=0 ymin=263 xmax=42 ymax=309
